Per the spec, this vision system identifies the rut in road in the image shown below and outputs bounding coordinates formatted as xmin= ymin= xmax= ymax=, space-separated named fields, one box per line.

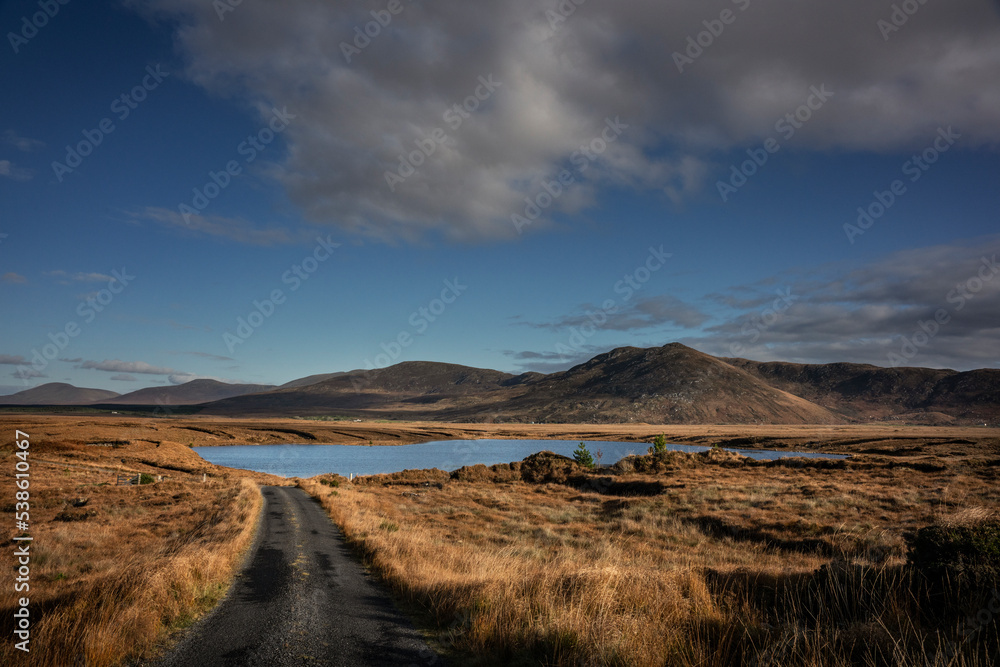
xmin=154 ymin=486 xmax=443 ymax=667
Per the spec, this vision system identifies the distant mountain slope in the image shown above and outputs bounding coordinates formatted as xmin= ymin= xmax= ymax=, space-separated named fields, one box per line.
xmin=454 ymin=344 xmax=840 ymax=424
xmin=279 ymin=372 xmax=349 ymax=389
xmin=108 ymin=379 xmax=276 ymax=405
xmin=207 ymin=362 xmax=515 ymax=415
xmin=723 ymin=358 xmax=1000 ymax=423
xmin=7 ymin=345 xmax=995 ymax=424
xmin=204 ymin=346 xmax=841 ymax=424
xmin=0 ymin=382 xmax=120 ymax=405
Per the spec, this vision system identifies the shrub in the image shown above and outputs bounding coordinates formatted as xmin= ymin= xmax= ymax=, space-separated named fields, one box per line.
xmin=648 ymin=434 xmax=667 ymax=455
xmin=572 ymin=442 xmax=594 ymax=468
xmin=907 ymin=519 xmax=1000 ymax=587
xmin=138 ymin=473 xmax=155 ymax=485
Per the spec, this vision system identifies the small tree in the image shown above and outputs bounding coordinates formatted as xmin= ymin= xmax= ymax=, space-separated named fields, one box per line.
xmin=573 ymin=442 xmax=595 ymax=468
xmin=649 ymin=434 xmax=667 ymax=455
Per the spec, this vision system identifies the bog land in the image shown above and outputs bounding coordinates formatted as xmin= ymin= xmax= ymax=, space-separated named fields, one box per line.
xmin=1 ymin=415 xmax=998 ymax=666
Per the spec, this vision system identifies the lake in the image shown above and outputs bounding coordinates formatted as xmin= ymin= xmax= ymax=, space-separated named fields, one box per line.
xmin=193 ymin=439 xmax=847 ymax=478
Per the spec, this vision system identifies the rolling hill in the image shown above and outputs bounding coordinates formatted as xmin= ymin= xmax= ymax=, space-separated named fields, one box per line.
xmin=4 ymin=344 xmax=997 ymax=424
xmin=105 ymin=379 xmax=276 ymax=405
xmin=0 ymin=382 xmax=120 ymax=405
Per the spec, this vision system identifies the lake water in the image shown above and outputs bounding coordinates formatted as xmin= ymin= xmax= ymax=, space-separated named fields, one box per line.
xmin=193 ymin=439 xmax=847 ymax=478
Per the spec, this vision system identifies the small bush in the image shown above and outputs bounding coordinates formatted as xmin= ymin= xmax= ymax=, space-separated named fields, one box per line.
xmin=907 ymin=519 xmax=1000 ymax=587
xmin=573 ymin=442 xmax=594 ymax=468
xmin=138 ymin=473 xmax=155 ymax=485
xmin=648 ymin=434 xmax=667 ymax=455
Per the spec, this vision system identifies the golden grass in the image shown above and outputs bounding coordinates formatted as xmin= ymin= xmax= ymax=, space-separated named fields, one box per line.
xmin=0 ymin=431 xmax=264 ymax=667
xmin=300 ymin=453 xmax=1000 ymax=666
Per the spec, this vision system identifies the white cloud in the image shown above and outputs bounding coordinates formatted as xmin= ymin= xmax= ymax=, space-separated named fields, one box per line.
xmin=131 ymin=207 xmax=308 ymax=246
xmin=3 ymin=130 xmax=43 ymax=152
xmin=0 ymin=160 xmax=32 ymax=182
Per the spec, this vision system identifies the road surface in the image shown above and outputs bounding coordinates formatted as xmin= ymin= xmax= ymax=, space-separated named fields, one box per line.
xmin=154 ymin=486 xmax=443 ymax=667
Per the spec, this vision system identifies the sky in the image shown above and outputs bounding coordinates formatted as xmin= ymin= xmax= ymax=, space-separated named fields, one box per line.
xmin=1 ymin=0 xmax=999 ymax=395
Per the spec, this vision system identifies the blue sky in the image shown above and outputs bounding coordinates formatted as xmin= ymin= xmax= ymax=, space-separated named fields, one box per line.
xmin=1 ymin=0 xmax=999 ymax=395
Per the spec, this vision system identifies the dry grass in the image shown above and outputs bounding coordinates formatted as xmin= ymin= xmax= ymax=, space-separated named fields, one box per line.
xmin=0 ymin=422 xmax=266 ymax=667
xmin=301 ymin=451 xmax=1000 ymax=666
xmin=2 ymin=415 xmax=998 ymax=665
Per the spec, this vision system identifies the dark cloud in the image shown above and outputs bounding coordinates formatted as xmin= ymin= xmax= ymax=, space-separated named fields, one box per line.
xmin=139 ymin=0 xmax=1000 ymax=241
xmin=507 ymin=237 xmax=1000 ymax=371
xmin=504 ymin=345 xmax=610 ymax=373
xmin=693 ymin=236 xmax=1000 ymax=369
xmin=79 ymin=359 xmax=179 ymax=375
xmin=12 ymin=368 xmax=46 ymax=380
xmin=0 ymin=355 xmax=27 ymax=365
xmin=169 ymin=350 xmax=235 ymax=362
xmin=110 ymin=374 xmax=137 ymax=382
xmin=524 ymin=294 xmax=708 ymax=332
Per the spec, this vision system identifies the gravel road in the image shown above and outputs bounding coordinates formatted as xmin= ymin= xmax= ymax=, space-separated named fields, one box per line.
xmin=153 ymin=486 xmax=443 ymax=667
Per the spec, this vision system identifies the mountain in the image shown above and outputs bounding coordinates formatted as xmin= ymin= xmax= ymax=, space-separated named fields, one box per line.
xmin=5 ymin=346 xmax=997 ymax=424
xmin=279 ymin=372 xmax=349 ymax=389
xmin=0 ymin=382 xmax=120 ymax=405
xmin=106 ymin=379 xmax=276 ymax=405
xmin=447 ymin=344 xmax=841 ymax=424
xmin=204 ymin=345 xmax=841 ymax=424
xmin=724 ymin=358 xmax=1000 ymax=423
xmin=206 ymin=362 xmax=514 ymax=415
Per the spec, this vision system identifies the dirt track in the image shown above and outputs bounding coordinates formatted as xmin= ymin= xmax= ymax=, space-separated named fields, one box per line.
xmin=151 ymin=486 xmax=441 ymax=667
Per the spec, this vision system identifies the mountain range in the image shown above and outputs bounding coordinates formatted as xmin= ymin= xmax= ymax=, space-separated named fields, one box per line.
xmin=2 ymin=344 xmax=997 ymax=425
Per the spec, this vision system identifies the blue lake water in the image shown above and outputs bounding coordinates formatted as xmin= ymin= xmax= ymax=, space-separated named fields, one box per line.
xmin=193 ymin=439 xmax=847 ymax=478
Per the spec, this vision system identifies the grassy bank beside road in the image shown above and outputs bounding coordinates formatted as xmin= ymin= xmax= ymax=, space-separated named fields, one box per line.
xmin=0 ymin=421 xmax=268 ymax=667
xmin=301 ymin=448 xmax=1000 ymax=666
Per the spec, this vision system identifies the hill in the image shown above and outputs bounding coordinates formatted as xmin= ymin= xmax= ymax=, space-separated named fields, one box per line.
xmin=203 ymin=345 xmax=841 ymax=424
xmin=107 ymin=379 xmax=276 ymax=405
xmin=206 ymin=362 xmax=514 ymax=415
xmin=5 ymin=345 xmax=997 ymax=424
xmin=446 ymin=344 xmax=840 ymax=424
xmin=724 ymin=358 xmax=1000 ymax=424
xmin=0 ymin=382 xmax=120 ymax=405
